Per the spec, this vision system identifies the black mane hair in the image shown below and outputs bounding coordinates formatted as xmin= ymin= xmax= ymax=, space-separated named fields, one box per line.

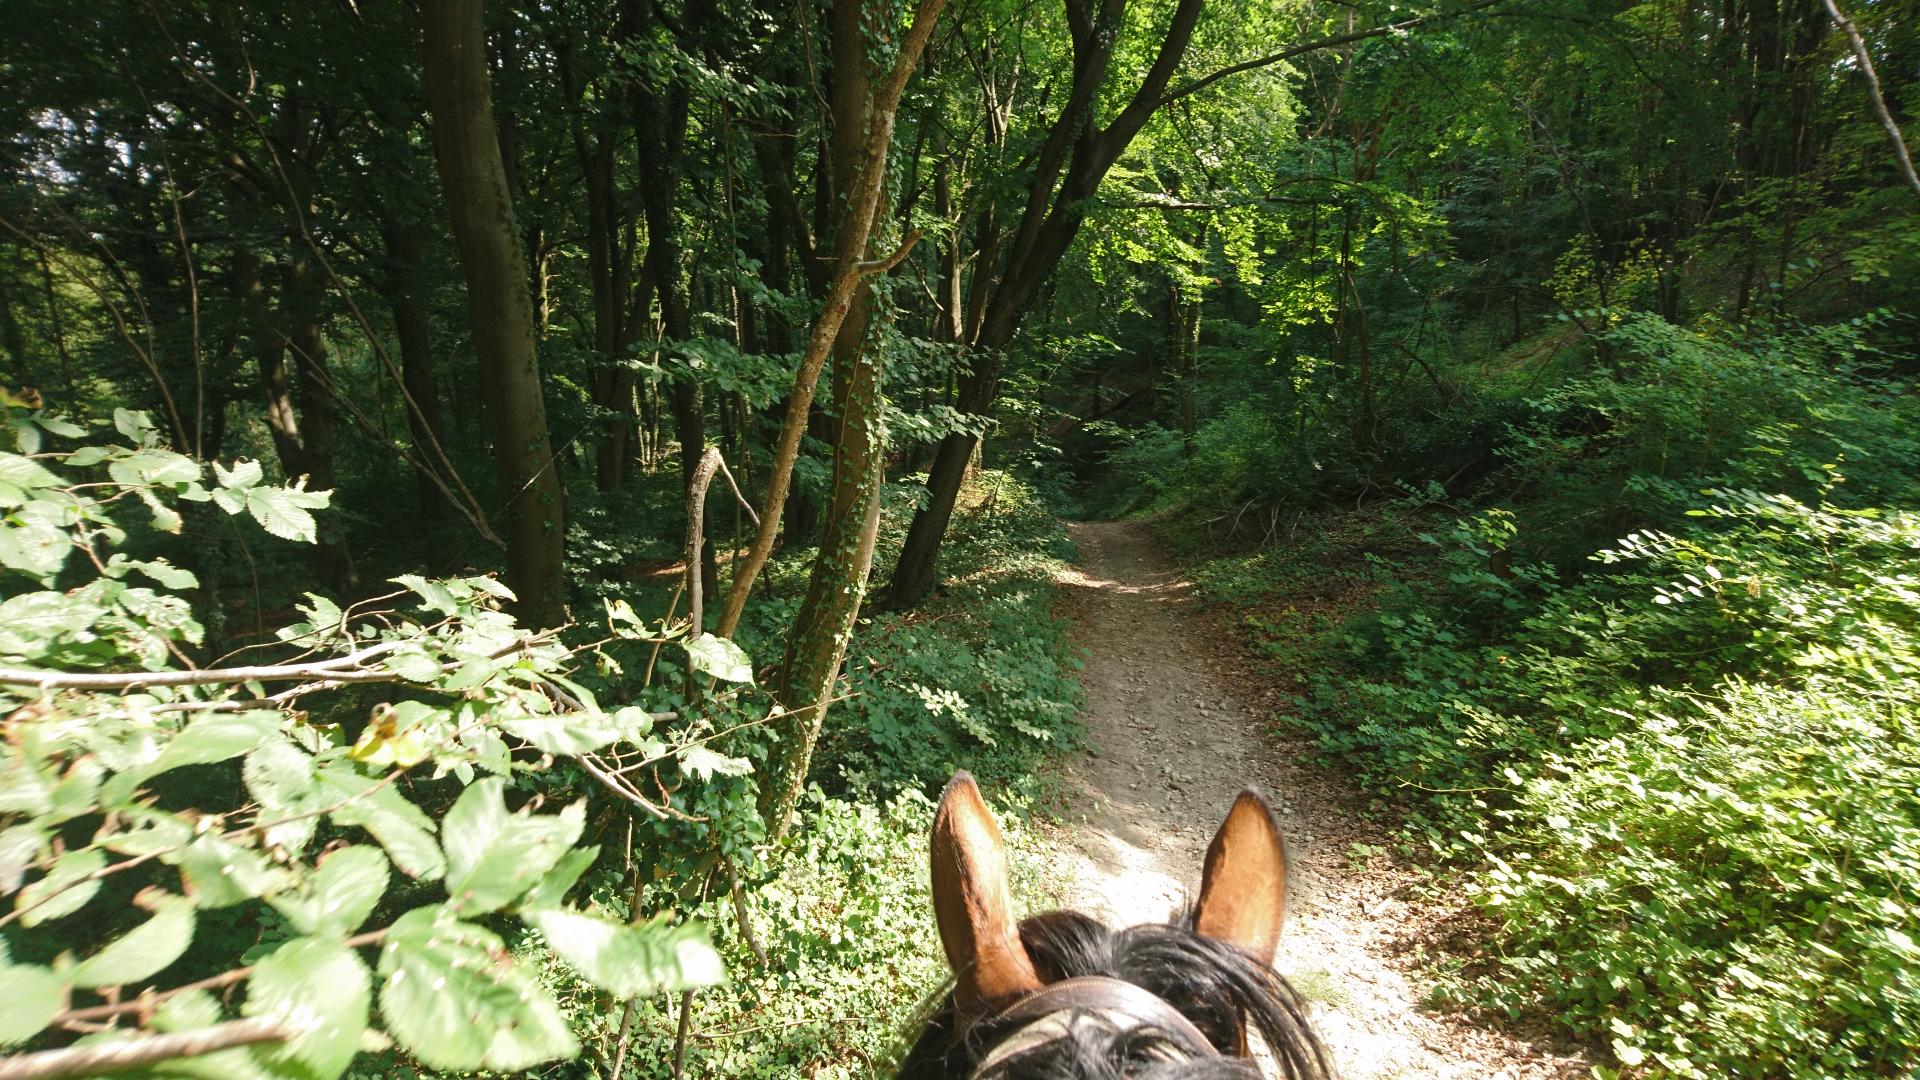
xmin=895 ymin=910 xmax=1335 ymax=1080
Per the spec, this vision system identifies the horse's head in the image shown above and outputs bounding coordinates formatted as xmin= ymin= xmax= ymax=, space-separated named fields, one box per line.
xmin=896 ymin=773 xmax=1334 ymax=1079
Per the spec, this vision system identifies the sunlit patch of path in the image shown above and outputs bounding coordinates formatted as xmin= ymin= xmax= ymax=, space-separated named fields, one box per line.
xmin=1046 ymin=519 xmax=1587 ymax=1080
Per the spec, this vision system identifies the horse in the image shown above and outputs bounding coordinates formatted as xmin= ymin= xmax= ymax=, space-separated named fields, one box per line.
xmin=894 ymin=773 xmax=1336 ymax=1079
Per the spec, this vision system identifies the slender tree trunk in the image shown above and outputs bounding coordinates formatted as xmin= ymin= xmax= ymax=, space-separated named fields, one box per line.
xmin=281 ymin=247 xmax=352 ymax=587
xmin=883 ymin=0 xmax=1205 ymax=609
xmin=632 ymin=6 xmax=720 ymax=603
xmin=243 ymin=250 xmax=306 ymax=482
xmin=421 ymin=0 xmax=568 ymax=629
xmin=883 ymin=357 xmax=989 ymax=609
xmin=761 ymin=0 xmax=888 ymax=837
xmin=0 ymin=272 xmax=31 ymax=387
xmin=36 ymin=249 xmax=75 ymax=405
xmin=378 ymin=213 xmax=450 ymax=524
xmin=767 ymin=291 xmax=886 ymax=835
xmin=752 ymin=0 xmax=946 ymax=837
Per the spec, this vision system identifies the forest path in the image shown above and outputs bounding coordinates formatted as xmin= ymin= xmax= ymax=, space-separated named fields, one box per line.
xmin=1044 ymin=519 xmax=1584 ymax=1080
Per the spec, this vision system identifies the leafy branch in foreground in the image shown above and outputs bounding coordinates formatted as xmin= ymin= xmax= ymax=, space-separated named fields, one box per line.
xmin=0 ymin=407 xmax=747 ymax=1078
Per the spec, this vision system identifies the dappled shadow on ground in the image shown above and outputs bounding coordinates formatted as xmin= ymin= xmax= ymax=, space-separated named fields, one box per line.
xmin=1042 ymin=518 xmax=1589 ymax=1080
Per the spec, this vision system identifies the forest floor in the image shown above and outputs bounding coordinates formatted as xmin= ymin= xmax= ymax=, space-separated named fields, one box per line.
xmin=1043 ymin=518 xmax=1587 ymax=1080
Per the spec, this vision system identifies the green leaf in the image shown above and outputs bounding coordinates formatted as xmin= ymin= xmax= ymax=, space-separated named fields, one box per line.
xmin=0 ymin=824 xmax=42 ymax=894
xmin=378 ymin=647 xmax=442 ymax=684
xmin=16 ymin=847 xmax=106 ymax=927
xmin=0 ymin=592 xmax=98 ymax=655
xmin=268 ymin=846 xmax=389 ymax=937
xmin=245 ymin=486 xmax=328 ymax=544
xmin=135 ymin=486 xmax=183 ymax=531
xmin=391 ymin=574 xmax=459 ymax=616
xmin=109 ymin=447 xmax=200 ymax=488
xmin=154 ymin=711 xmax=280 ymax=773
xmin=518 ymin=845 xmax=599 ymax=910
xmin=0 ymin=452 xmax=62 ymax=489
xmin=499 ymin=711 xmax=621 ymax=756
xmin=105 ymin=553 xmax=199 ymax=589
xmin=683 ymin=633 xmax=753 ymax=682
xmin=680 ymin=744 xmax=753 ymax=779
xmin=609 ymin=706 xmax=656 ymax=741
xmin=376 ymin=906 xmax=577 ymax=1072
xmin=71 ymin=891 xmax=195 ymax=988
xmin=114 ymin=408 xmax=159 ymax=447
xmin=0 ymin=513 xmax=69 ymax=578
xmin=524 ymin=909 xmax=725 ymax=998
xmin=174 ymin=833 xmax=289 ymax=908
xmin=214 ymin=458 xmax=264 ymax=489
xmin=244 ymin=740 xmax=322 ymax=854
xmin=244 ymin=937 xmax=371 ymax=1080
xmin=0 ymin=964 xmax=65 ymax=1045
xmin=441 ymin=779 xmax=584 ymax=914
xmin=319 ymin=768 xmax=445 ymax=881
xmin=99 ymin=809 xmax=194 ymax=857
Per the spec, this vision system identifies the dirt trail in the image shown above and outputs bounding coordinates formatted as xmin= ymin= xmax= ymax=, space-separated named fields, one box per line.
xmin=1046 ymin=519 xmax=1584 ymax=1080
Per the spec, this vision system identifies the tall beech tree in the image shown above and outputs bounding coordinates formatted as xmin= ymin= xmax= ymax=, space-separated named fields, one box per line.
xmin=421 ymin=0 xmax=568 ymax=628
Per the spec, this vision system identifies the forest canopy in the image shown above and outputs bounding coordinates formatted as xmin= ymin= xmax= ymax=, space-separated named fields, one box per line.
xmin=1 ymin=0 xmax=1917 ymax=1075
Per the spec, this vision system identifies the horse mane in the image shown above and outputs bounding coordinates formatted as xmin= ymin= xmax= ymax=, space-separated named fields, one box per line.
xmin=895 ymin=910 xmax=1335 ymax=1080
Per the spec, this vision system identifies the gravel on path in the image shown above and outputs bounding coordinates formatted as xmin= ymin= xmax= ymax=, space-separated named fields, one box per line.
xmin=1043 ymin=519 xmax=1586 ymax=1080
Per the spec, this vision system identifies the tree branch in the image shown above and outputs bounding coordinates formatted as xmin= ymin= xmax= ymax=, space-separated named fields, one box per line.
xmin=713 ymin=0 xmax=950 ymax=638
xmin=0 ymin=1018 xmax=291 ymax=1080
xmin=1823 ymin=0 xmax=1920 ymax=202
xmin=857 ymin=228 xmax=925 ymax=274
xmin=1158 ymin=0 xmax=1507 ymax=108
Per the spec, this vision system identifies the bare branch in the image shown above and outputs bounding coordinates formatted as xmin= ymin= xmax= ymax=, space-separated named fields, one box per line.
xmin=0 ymin=1018 xmax=290 ymax=1080
xmin=857 ymin=228 xmax=925 ymax=275
xmin=1823 ymin=0 xmax=1920 ymax=202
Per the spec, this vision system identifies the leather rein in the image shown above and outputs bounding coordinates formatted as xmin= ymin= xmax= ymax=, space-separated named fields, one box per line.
xmin=971 ymin=976 xmax=1223 ymax=1074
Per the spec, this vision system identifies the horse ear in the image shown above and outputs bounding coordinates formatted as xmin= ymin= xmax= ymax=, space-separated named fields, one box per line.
xmin=1194 ymin=788 xmax=1289 ymax=964
xmin=931 ymin=772 xmax=1042 ymax=1012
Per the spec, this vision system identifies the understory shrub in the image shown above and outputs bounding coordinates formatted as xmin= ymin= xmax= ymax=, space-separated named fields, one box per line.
xmin=1184 ymin=315 xmax=1920 ymax=1077
xmin=602 ymin=472 xmax=1082 ymax=1076
xmin=817 ymin=470 xmax=1083 ymax=798
xmin=1478 ymin=681 xmax=1920 ymax=1078
xmin=0 ymin=406 xmax=732 ymax=1080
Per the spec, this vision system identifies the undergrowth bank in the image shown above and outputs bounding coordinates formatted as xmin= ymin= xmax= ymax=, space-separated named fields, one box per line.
xmin=1149 ymin=314 xmax=1920 ymax=1079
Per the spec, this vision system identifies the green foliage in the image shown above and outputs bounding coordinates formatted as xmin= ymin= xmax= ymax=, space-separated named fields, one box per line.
xmin=1177 ymin=316 xmax=1920 ymax=1077
xmin=602 ymin=786 xmax=1065 ymax=1079
xmin=0 ymin=412 xmax=727 ymax=1077
xmin=822 ymin=472 xmax=1083 ymax=797
xmin=1474 ymin=682 xmax=1920 ymax=1078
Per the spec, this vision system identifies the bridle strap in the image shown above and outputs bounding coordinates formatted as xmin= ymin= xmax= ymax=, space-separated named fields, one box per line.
xmin=977 ymin=976 xmax=1222 ymax=1069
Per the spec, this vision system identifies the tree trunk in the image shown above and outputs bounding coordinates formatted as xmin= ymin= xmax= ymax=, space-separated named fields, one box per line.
xmin=755 ymin=0 xmax=946 ymax=837
xmin=421 ymin=0 xmax=568 ymax=629
xmin=244 ymin=251 xmax=306 ymax=483
xmin=761 ymin=0 xmax=885 ymax=836
xmin=767 ymin=290 xmax=886 ymax=835
xmin=280 ymin=247 xmax=352 ymax=587
xmin=377 ymin=213 xmax=451 ymax=524
xmin=882 ymin=357 xmax=990 ymax=609
xmin=632 ymin=4 xmax=720 ymax=604
xmin=0 ymin=272 xmax=31 ymax=387
xmin=882 ymin=0 xmax=1205 ymax=609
